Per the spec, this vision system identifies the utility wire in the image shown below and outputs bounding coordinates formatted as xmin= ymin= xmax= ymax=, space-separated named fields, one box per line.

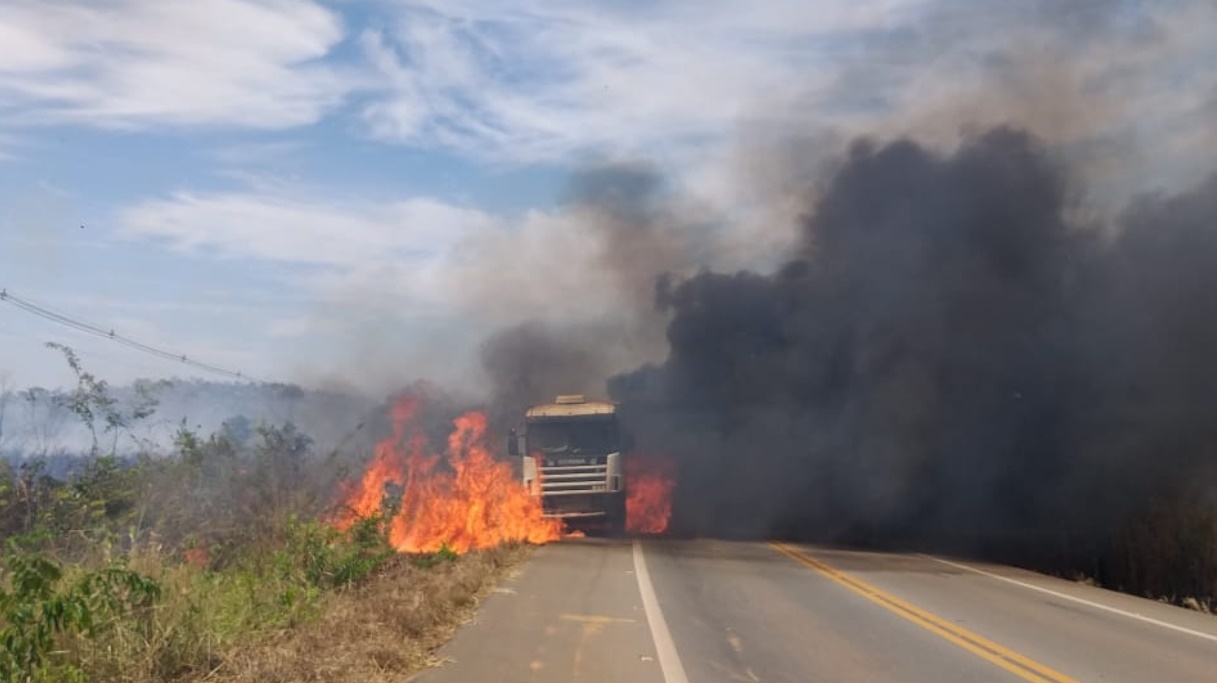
xmin=1 ymin=287 xmax=261 ymax=383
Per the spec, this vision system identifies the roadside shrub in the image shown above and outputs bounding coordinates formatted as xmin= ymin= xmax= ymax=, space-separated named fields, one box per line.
xmin=411 ymin=542 xmax=459 ymax=569
xmin=0 ymin=546 xmax=159 ymax=683
xmin=281 ymin=514 xmax=396 ymax=591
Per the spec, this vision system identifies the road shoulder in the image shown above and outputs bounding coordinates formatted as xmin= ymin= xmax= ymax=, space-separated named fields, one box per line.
xmin=412 ymin=539 xmax=666 ymax=683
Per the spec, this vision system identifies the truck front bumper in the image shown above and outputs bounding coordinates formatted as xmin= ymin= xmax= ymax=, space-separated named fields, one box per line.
xmin=541 ymin=492 xmax=615 ymax=518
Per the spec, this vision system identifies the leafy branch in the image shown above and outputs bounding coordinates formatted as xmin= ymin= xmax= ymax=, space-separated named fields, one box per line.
xmin=44 ymin=343 xmax=163 ymax=456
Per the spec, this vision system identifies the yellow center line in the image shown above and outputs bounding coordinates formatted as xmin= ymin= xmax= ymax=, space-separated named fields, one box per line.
xmin=771 ymin=542 xmax=1083 ymax=683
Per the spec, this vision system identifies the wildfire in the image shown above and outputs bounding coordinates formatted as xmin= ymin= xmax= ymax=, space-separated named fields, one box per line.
xmin=336 ymin=397 xmax=563 ymax=554
xmin=626 ymin=459 xmax=676 ymax=534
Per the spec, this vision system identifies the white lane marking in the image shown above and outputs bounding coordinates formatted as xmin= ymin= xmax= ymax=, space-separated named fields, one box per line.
xmin=633 ymin=540 xmax=691 ymax=683
xmin=924 ymin=554 xmax=1217 ymax=645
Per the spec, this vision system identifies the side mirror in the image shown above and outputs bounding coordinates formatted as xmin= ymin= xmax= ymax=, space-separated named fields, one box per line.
xmin=507 ymin=428 xmax=521 ymax=457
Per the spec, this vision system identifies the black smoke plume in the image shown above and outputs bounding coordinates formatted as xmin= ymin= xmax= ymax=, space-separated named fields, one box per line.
xmin=609 ymin=128 xmax=1217 ymax=590
xmin=480 ymin=163 xmax=692 ymax=428
xmin=480 ymin=321 xmax=615 ymax=430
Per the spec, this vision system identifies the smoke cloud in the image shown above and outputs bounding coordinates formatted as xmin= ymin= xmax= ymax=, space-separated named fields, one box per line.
xmin=451 ymin=3 xmax=1217 ymax=592
xmin=479 ymin=163 xmax=702 ymax=425
xmin=603 ymin=127 xmax=1217 ymax=583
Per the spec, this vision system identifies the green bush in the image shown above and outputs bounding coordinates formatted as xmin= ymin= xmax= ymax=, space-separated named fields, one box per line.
xmin=0 ymin=547 xmax=159 ymax=683
xmin=411 ymin=542 xmax=459 ymax=569
xmin=281 ymin=514 xmax=396 ymax=591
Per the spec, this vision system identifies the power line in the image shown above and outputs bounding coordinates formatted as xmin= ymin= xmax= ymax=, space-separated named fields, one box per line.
xmin=0 ymin=287 xmax=262 ymax=383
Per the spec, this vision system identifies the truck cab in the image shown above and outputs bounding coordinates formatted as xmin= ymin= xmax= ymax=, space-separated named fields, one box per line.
xmin=508 ymin=395 xmax=628 ymax=533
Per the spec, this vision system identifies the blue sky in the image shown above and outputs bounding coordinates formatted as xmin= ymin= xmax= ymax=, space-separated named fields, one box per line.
xmin=1 ymin=0 xmax=1214 ymax=393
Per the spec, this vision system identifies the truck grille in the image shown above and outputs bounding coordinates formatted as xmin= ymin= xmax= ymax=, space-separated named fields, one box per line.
xmin=539 ymin=462 xmax=608 ymax=495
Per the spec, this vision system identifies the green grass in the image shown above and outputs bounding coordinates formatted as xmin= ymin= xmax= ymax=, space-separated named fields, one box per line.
xmin=0 ymin=513 xmax=413 ymax=683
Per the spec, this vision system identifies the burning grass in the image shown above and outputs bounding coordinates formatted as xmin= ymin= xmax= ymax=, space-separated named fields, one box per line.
xmin=0 ymin=350 xmax=675 ymax=682
xmin=337 ymin=396 xmax=680 ymax=545
xmin=0 ymin=381 xmax=547 ymax=683
xmin=335 ymin=397 xmax=562 ymax=553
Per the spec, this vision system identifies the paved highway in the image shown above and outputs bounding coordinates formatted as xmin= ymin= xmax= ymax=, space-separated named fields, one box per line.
xmin=412 ymin=538 xmax=1217 ymax=682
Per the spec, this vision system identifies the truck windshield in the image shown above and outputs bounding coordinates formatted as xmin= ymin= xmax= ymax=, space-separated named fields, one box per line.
xmin=527 ymin=419 xmax=619 ymax=454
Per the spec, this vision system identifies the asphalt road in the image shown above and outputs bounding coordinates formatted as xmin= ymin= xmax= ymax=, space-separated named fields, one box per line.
xmin=412 ymin=538 xmax=1217 ymax=682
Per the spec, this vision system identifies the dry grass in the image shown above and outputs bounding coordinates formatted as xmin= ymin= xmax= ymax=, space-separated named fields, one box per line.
xmin=1181 ymin=596 xmax=1213 ymax=614
xmin=192 ymin=545 xmax=529 ymax=683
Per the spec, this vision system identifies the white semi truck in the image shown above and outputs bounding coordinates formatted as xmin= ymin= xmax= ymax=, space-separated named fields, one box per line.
xmin=507 ymin=395 xmax=629 ymax=534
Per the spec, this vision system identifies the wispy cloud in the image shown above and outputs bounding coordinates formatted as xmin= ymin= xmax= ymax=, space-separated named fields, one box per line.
xmin=0 ymin=0 xmax=355 ymax=129
xmin=357 ymin=0 xmax=926 ymax=161
xmin=114 ymin=176 xmax=711 ymax=328
xmin=355 ymin=0 xmax=1217 ymax=193
xmin=118 ymin=186 xmax=498 ymax=268
xmin=2 ymin=0 xmax=1211 ymax=187
xmin=4 ymin=0 xmax=1215 ymax=392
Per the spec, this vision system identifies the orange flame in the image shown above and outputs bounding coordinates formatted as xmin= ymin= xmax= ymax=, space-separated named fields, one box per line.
xmin=336 ymin=397 xmax=416 ymax=523
xmin=626 ymin=459 xmax=676 ymax=534
xmin=336 ymin=397 xmax=563 ymax=554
